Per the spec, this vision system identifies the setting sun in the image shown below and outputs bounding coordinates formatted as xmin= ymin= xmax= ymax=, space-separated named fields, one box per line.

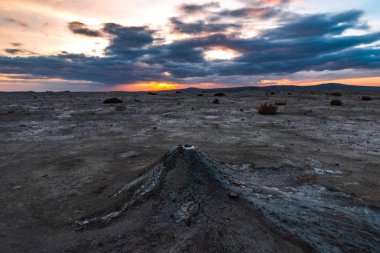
xmin=112 ymin=82 xmax=183 ymax=91
xmin=204 ymin=47 xmax=240 ymax=61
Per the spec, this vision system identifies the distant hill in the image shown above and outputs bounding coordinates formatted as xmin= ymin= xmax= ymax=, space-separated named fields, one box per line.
xmin=175 ymin=86 xmax=259 ymax=93
xmin=259 ymin=83 xmax=380 ymax=92
xmin=175 ymin=83 xmax=380 ymax=93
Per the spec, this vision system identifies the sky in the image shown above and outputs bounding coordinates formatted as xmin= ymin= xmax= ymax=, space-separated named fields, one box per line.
xmin=0 ymin=0 xmax=380 ymax=91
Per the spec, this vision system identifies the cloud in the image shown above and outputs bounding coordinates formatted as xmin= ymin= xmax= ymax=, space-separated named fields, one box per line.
xmin=263 ymin=10 xmax=368 ymax=39
xmin=4 ymin=18 xmax=28 ymax=27
xmin=179 ymin=2 xmax=220 ymax=14
xmin=169 ymin=17 xmax=241 ymax=34
xmin=3 ymin=48 xmax=35 ymax=55
xmin=242 ymin=0 xmax=294 ymax=6
xmin=217 ymin=7 xmax=281 ymax=19
xmin=102 ymin=23 xmax=155 ymax=58
xmin=10 ymin=42 xmax=23 ymax=47
xmin=4 ymin=48 xmax=23 ymax=54
xmin=0 ymin=9 xmax=379 ymax=87
xmin=68 ymin=21 xmax=103 ymax=37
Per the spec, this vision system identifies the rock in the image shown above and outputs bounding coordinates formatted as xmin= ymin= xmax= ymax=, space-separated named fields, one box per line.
xmin=120 ymin=151 xmax=140 ymax=159
xmin=212 ymin=98 xmax=220 ymax=104
xmin=115 ymin=105 xmax=126 ymax=111
xmin=103 ymin=97 xmax=123 ymax=104
xmin=330 ymin=99 xmax=343 ymax=106
xmin=228 ymin=192 xmax=239 ymax=199
xmin=361 ymin=96 xmax=372 ymax=101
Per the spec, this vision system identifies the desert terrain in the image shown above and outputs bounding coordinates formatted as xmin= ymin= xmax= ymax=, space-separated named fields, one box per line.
xmin=0 ymin=90 xmax=379 ymax=252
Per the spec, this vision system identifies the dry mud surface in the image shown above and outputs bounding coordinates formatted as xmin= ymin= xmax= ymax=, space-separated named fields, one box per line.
xmin=0 ymin=91 xmax=379 ymax=252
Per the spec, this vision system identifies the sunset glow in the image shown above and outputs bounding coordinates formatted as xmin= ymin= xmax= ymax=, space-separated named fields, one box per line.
xmin=113 ymin=82 xmax=182 ymax=92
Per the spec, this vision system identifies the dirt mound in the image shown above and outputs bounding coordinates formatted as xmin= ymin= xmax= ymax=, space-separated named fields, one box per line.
xmin=72 ymin=145 xmax=380 ymax=253
xmin=74 ymin=145 xmax=306 ymax=252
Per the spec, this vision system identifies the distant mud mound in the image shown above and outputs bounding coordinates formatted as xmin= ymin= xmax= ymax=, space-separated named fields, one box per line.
xmin=75 ymin=145 xmax=380 ymax=253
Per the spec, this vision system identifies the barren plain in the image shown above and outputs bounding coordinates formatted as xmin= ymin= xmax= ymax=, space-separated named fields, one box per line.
xmin=0 ymin=90 xmax=379 ymax=252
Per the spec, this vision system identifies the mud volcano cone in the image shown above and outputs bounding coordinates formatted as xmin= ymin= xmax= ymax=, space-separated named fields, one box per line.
xmin=75 ymin=145 xmax=306 ymax=252
xmin=74 ymin=145 xmax=380 ymax=253
xmin=77 ymin=144 xmax=237 ymax=227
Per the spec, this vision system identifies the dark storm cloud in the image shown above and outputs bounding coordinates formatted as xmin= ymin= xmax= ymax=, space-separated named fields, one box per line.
xmin=169 ymin=17 xmax=241 ymax=34
xmin=0 ymin=9 xmax=379 ymax=86
xmin=0 ymin=54 xmax=165 ymax=84
xmin=68 ymin=21 xmax=103 ymax=37
xmin=102 ymin=23 xmax=155 ymax=57
xmin=263 ymin=10 xmax=367 ymax=39
xmin=179 ymin=2 xmax=220 ymax=14
xmin=217 ymin=7 xmax=281 ymax=19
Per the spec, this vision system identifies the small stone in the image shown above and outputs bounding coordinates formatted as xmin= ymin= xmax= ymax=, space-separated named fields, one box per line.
xmin=115 ymin=105 xmax=126 ymax=111
xmin=228 ymin=192 xmax=239 ymax=199
xmin=212 ymin=98 xmax=220 ymax=104
xmin=103 ymin=97 xmax=123 ymax=104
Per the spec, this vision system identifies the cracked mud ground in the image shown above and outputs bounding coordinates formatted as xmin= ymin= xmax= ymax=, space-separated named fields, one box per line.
xmin=0 ymin=91 xmax=379 ymax=252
